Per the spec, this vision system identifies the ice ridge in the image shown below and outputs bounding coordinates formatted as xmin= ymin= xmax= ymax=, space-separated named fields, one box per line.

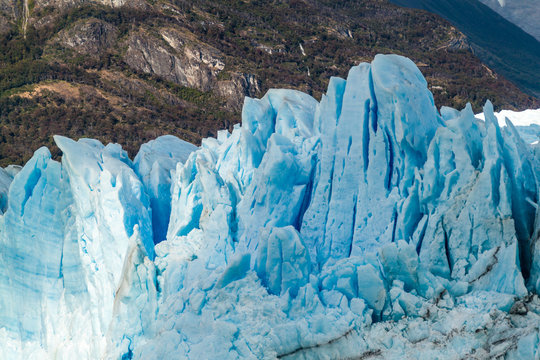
xmin=0 ymin=54 xmax=539 ymax=359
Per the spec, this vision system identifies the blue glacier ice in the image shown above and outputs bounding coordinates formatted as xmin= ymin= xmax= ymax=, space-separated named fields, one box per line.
xmin=133 ymin=135 xmax=197 ymax=244
xmin=0 ymin=165 xmax=19 ymax=214
xmin=0 ymin=54 xmax=540 ymax=359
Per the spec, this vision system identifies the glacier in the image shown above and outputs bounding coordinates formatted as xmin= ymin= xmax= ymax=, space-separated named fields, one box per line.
xmin=476 ymin=108 xmax=540 ymax=145
xmin=0 ymin=54 xmax=539 ymax=359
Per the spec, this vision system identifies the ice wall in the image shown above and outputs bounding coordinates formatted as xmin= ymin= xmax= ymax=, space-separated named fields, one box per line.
xmin=0 ymin=54 xmax=539 ymax=359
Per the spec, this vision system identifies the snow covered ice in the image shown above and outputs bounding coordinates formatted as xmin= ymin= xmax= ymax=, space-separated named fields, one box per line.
xmin=476 ymin=108 xmax=540 ymax=144
xmin=1 ymin=54 xmax=540 ymax=359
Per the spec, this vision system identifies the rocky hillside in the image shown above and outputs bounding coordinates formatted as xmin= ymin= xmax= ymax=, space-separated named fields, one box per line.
xmin=0 ymin=0 xmax=537 ymax=166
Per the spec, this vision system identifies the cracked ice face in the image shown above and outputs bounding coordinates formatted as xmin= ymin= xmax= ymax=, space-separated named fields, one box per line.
xmin=0 ymin=54 xmax=539 ymax=359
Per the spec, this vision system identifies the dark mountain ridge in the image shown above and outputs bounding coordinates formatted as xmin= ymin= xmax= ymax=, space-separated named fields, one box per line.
xmin=390 ymin=0 xmax=540 ymax=97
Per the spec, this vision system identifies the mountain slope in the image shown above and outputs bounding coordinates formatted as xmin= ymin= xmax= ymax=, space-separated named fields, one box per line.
xmin=0 ymin=0 xmax=538 ymax=166
xmin=478 ymin=0 xmax=540 ymax=41
xmin=389 ymin=0 xmax=540 ymax=98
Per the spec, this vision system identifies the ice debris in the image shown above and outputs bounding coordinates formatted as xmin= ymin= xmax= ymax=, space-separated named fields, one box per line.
xmin=0 ymin=54 xmax=539 ymax=359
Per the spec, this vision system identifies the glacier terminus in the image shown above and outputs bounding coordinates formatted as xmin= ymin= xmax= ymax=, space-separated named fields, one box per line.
xmin=0 ymin=54 xmax=539 ymax=359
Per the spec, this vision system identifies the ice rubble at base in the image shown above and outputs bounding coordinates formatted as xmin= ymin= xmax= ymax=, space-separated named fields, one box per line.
xmin=1 ymin=54 xmax=540 ymax=359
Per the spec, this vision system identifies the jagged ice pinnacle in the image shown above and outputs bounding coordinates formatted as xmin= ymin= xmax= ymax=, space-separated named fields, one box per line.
xmin=0 ymin=54 xmax=539 ymax=359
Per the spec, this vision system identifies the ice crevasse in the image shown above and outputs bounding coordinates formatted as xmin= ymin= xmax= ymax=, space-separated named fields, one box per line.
xmin=0 ymin=54 xmax=540 ymax=359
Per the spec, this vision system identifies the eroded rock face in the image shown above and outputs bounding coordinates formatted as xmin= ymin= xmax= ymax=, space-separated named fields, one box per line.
xmin=216 ymin=73 xmax=260 ymax=109
xmin=159 ymin=28 xmax=225 ymax=74
xmin=445 ymin=33 xmax=472 ymax=52
xmin=56 ymin=18 xmax=118 ymax=55
xmin=125 ymin=29 xmax=258 ymax=110
xmin=125 ymin=31 xmax=223 ymax=92
xmin=32 ymin=0 xmax=146 ymax=10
